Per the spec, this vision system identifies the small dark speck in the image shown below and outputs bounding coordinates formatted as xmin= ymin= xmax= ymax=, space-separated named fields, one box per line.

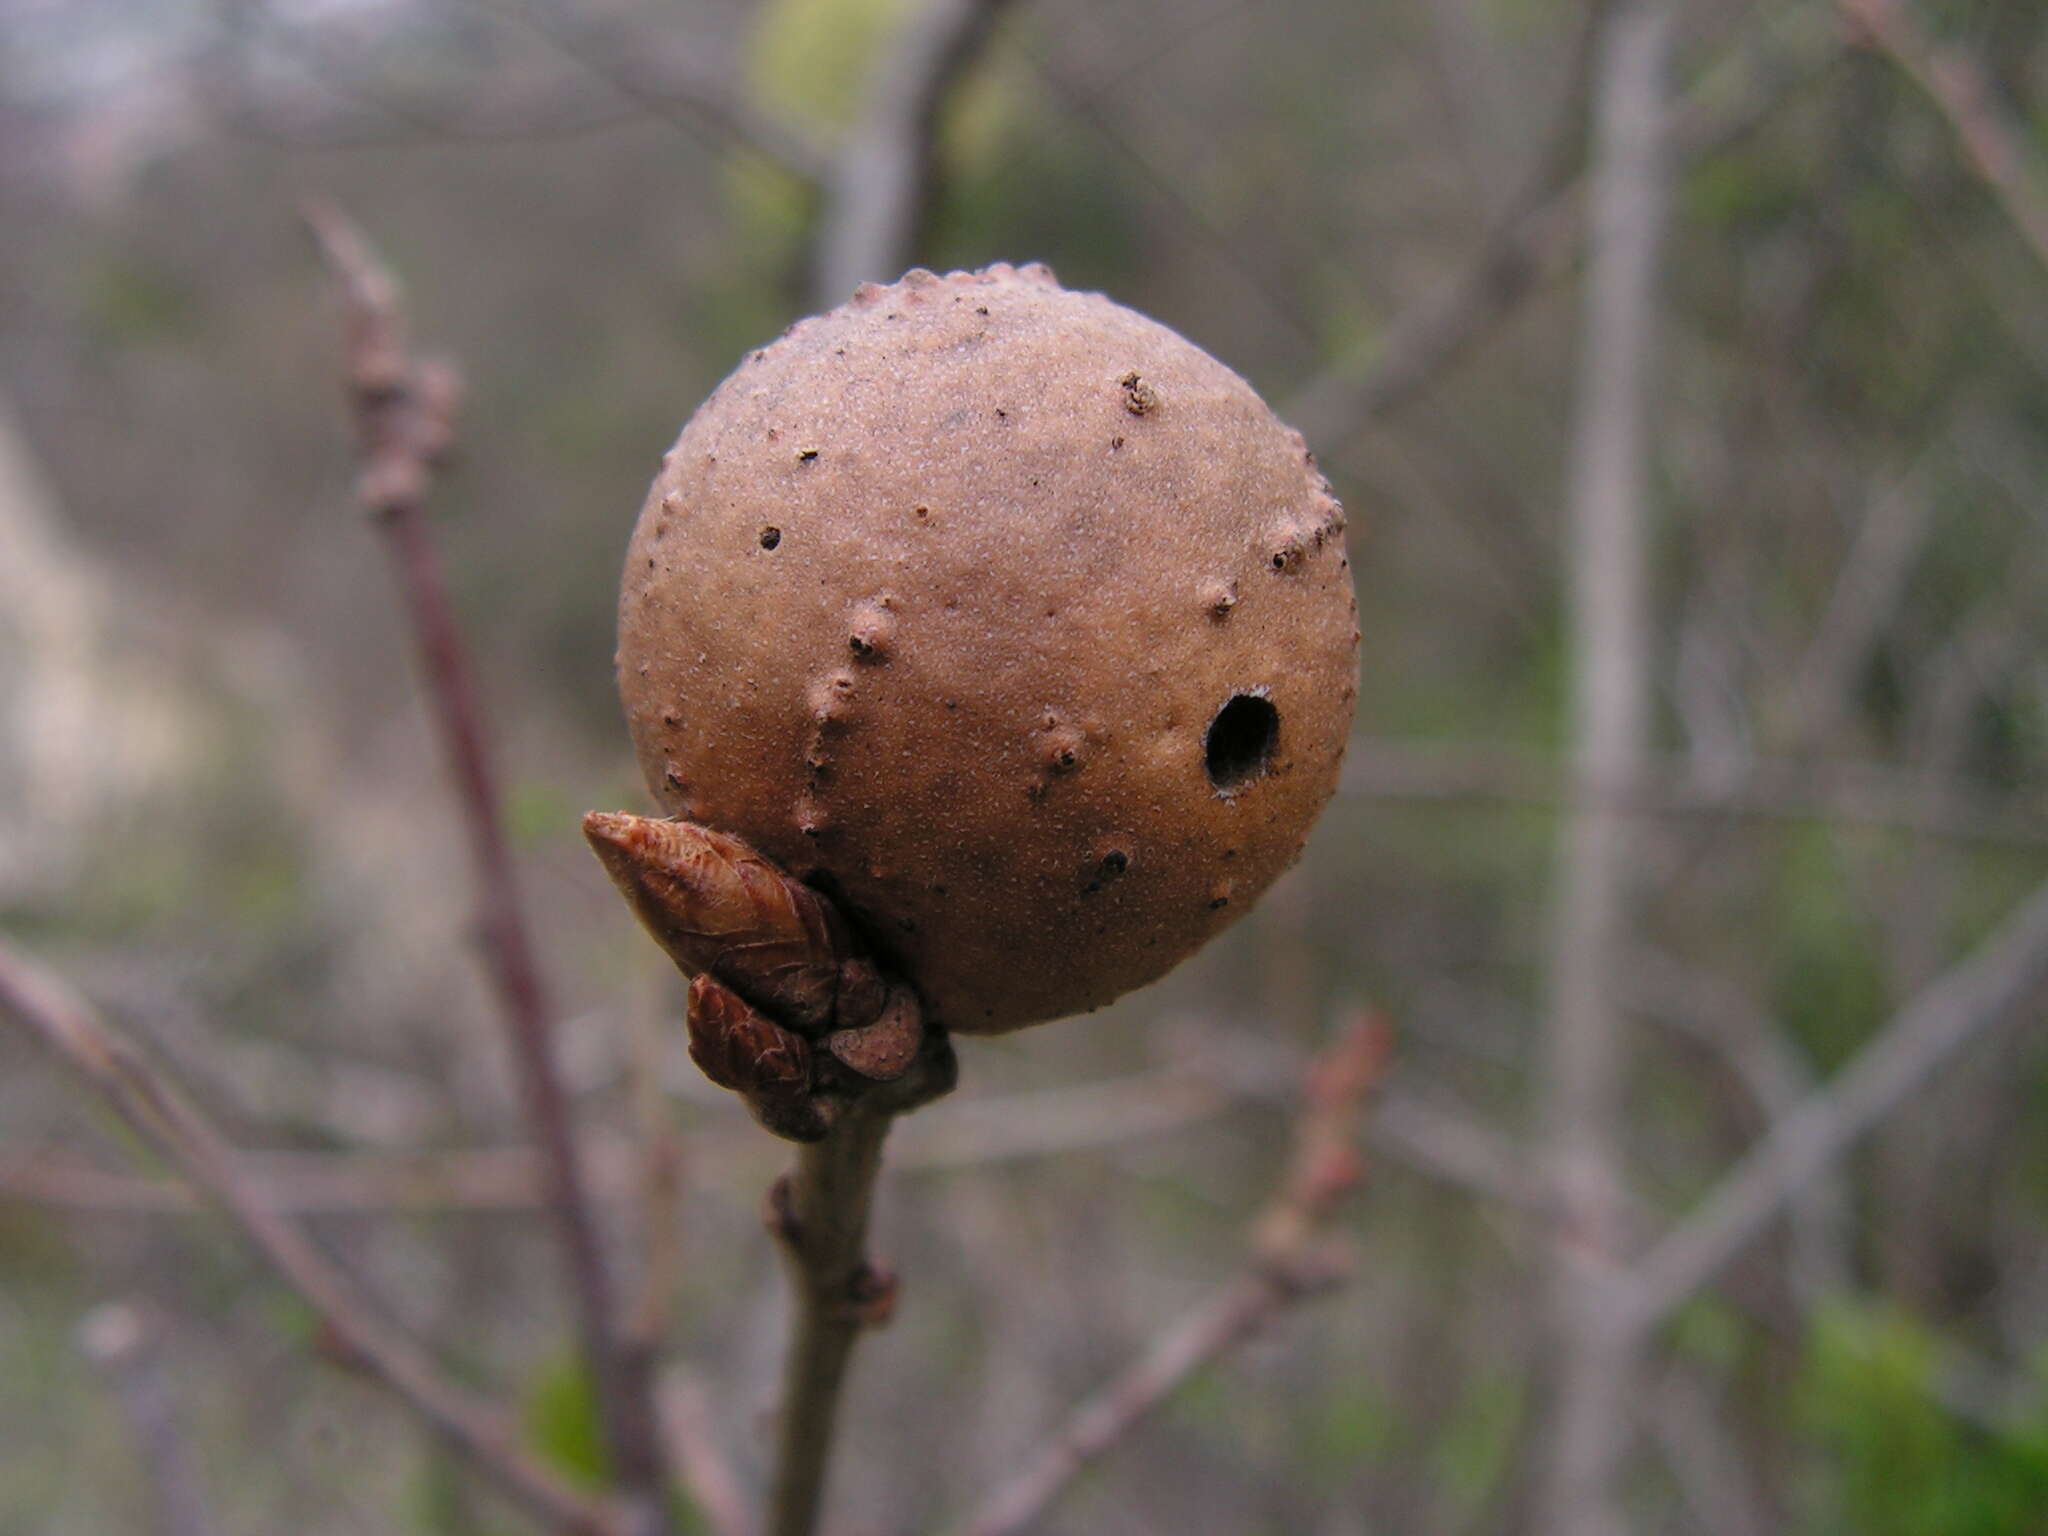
xmin=1101 ymin=849 xmax=1129 ymax=876
xmin=975 ymin=306 xmax=990 ymax=316
xmin=1209 ymin=895 xmax=1230 ymax=910
xmin=759 ymin=526 xmax=782 ymax=549
xmin=944 ymin=699 xmax=958 ymax=710
xmin=995 ymin=407 xmax=1008 ymax=419
xmin=798 ymin=449 xmax=819 ymax=463
xmin=1111 ymin=436 xmax=1125 ymax=451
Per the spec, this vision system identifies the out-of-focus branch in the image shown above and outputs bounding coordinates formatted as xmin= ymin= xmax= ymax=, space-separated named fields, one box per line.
xmin=1621 ymin=872 xmax=2048 ymax=1336
xmin=1627 ymin=953 xmax=1850 ymax=1305
xmin=1281 ymin=0 xmax=1608 ymax=446
xmin=0 ymin=941 xmax=623 ymax=1536
xmin=956 ymin=1016 xmax=1390 ymax=1536
xmin=0 ymin=1140 xmax=642 ymax=1215
xmin=812 ymin=0 xmax=1023 ymax=305
xmin=1842 ymin=0 xmax=2048 ymax=274
xmin=1340 ymin=738 xmax=2048 ymax=851
xmin=1284 ymin=6 xmax=1845 ymax=448
xmin=79 ymin=1302 xmax=221 ymax=1536
xmin=304 ymin=199 xmax=673 ymax=1535
xmin=658 ymin=1373 xmax=752 ymax=1536
xmin=483 ymin=4 xmax=834 ymax=182
xmin=1777 ymin=462 xmax=1937 ymax=745
xmin=1535 ymin=7 xmax=1673 ymax=1534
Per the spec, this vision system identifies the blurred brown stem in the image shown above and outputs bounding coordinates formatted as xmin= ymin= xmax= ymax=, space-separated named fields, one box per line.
xmin=1842 ymin=0 xmax=2048 ymax=274
xmin=305 ymin=198 xmax=674 ymax=1533
xmin=958 ymin=1015 xmax=1389 ymax=1536
xmin=0 ymin=940 xmax=624 ymax=1536
xmin=79 ymin=1301 xmax=220 ymax=1536
xmin=1619 ymin=871 xmax=2048 ymax=1337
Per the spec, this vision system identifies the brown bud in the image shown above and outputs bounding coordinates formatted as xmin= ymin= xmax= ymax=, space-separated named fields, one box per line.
xmin=825 ymin=983 xmax=923 ymax=1083
xmin=687 ymin=974 xmax=833 ymax=1143
xmin=584 ymin=811 xmax=846 ymax=1030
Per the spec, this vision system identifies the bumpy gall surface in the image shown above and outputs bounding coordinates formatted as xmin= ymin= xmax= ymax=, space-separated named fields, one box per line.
xmin=618 ymin=264 xmax=1358 ymax=1033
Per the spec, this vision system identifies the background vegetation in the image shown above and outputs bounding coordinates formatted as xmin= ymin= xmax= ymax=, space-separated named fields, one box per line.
xmin=1 ymin=0 xmax=2045 ymax=1530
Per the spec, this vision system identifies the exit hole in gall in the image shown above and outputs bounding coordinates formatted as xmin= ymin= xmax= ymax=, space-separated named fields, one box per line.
xmin=1204 ymin=693 xmax=1278 ymax=793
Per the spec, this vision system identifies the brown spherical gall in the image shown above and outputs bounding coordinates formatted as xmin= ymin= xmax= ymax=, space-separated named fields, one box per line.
xmin=617 ymin=263 xmax=1358 ymax=1034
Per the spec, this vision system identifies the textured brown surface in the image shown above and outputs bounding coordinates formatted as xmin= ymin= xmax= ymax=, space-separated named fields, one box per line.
xmin=617 ymin=264 xmax=1359 ymax=1033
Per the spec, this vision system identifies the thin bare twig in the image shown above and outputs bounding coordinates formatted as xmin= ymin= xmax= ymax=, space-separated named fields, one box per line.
xmin=474 ymin=1 xmax=834 ymax=182
xmin=659 ymin=1374 xmax=752 ymax=1536
xmin=0 ymin=941 xmax=623 ymax=1536
xmin=0 ymin=1137 xmax=642 ymax=1216
xmin=1535 ymin=7 xmax=1672 ymax=1533
xmin=1284 ymin=5 xmax=1845 ymax=448
xmin=1340 ymin=738 xmax=2048 ymax=851
xmin=957 ymin=1015 xmax=1391 ymax=1536
xmin=762 ymin=1098 xmax=905 ymax=1536
xmin=1841 ymin=0 xmax=2048 ymax=275
xmin=79 ymin=1302 xmax=221 ymax=1536
xmin=1620 ymin=872 xmax=2048 ymax=1337
xmin=812 ymin=0 xmax=1023 ymax=304
xmin=304 ymin=199 xmax=673 ymax=1532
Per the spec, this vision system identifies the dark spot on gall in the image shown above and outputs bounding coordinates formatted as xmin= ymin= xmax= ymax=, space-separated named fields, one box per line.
xmin=798 ymin=449 xmax=818 ymax=463
xmin=759 ymin=525 xmax=782 ymax=549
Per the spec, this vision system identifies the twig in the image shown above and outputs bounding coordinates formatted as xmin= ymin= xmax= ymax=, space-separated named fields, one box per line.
xmin=0 ymin=940 xmax=623 ymax=1536
xmin=79 ymin=1301 xmax=220 ymax=1536
xmin=0 ymin=1137 xmax=642 ymax=1215
xmin=1627 ymin=952 xmax=1850 ymax=1305
xmin=1280 ymin=0 xmax=1607 ymax=447
xmin=1620 ymin=871 xmax=2048 ymax=1337
xmin=1775 ymin=461 xmax=1937 ymax=747
xmin=660 ymin=1372 xmax=754 ymax=1536
xmin=812 ymin=0 xmax=1022 ymax=304
xmin=304 ymin=198 xmax=674 ymax=1532
xmin=1340 ymin=738 xmax=2048 ymax=850
xmin=957 ymin=1015 xmax=1390 ymax=1536
xmin=762 ymin=1097 xmax=904 ymax=1536
xmin=480 ymin=2 xmax=834 ymax=183
xmin=1534 ymin=7 xmax=1672 ymax=1533
xmin=1841 ymin=0 xmax=2048 ymax=275
xmin=1283 ymin=4 xmax=1845 ymax=448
